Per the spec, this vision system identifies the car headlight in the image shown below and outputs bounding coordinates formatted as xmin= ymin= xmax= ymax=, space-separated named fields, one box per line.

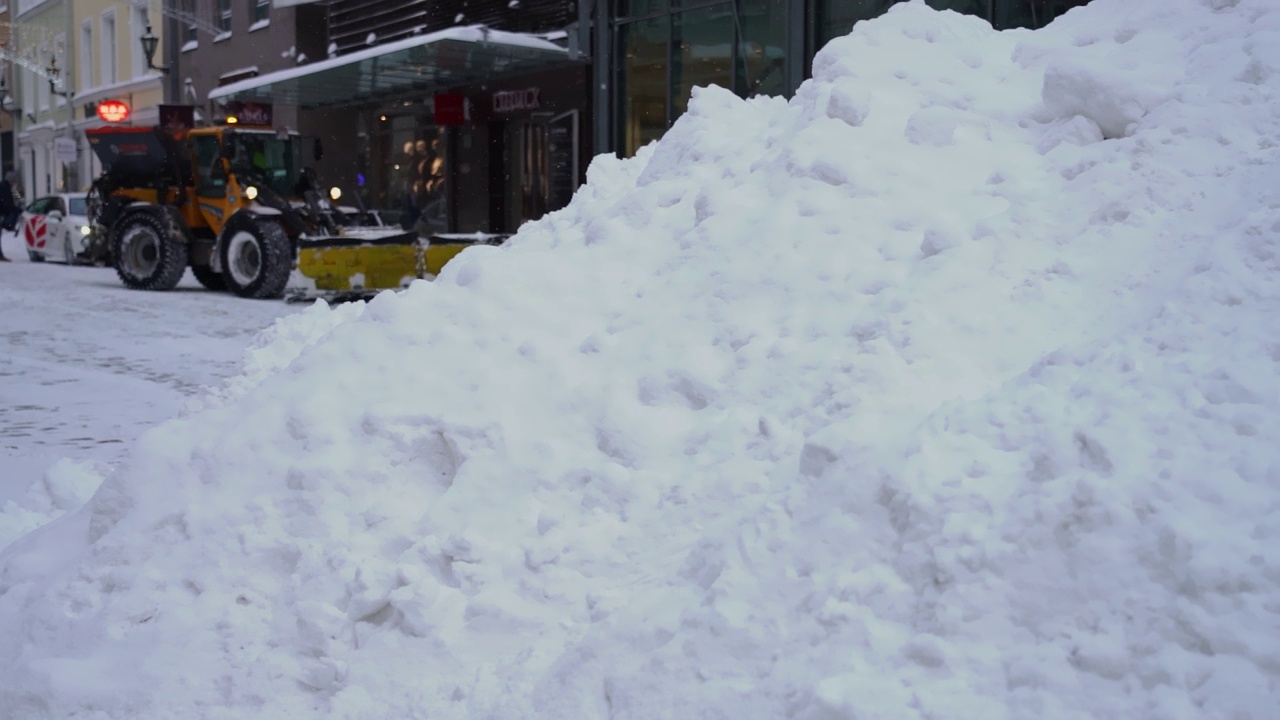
xmin=244 ymin=185 xmax=259 ymax=200
xmin=328 ymin=186 xmax=342 ymax=201
xmin=80 ymin=225 xmax=91 ymax=235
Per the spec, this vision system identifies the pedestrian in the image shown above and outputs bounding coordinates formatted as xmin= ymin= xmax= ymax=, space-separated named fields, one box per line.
xmin=0 ymin=170 xmax=19 ymax=262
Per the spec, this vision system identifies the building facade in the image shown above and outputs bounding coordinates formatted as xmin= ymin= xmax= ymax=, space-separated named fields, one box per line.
xmin=12 ymin=0 xmax=67 ymax=198
xmin=70 ymin=0 xmax=166 ymax=189
xmin=0 ymin=3 xmax=16 ymax=178
xmin=9 ymin=0 xmax=167 ymax=195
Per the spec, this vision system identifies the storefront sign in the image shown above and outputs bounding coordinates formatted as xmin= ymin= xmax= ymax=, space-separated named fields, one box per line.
xmin=433 ymin=94 xmax=470 ymax=126
xmin=492 ymin=88 xmax=541 ymax=114
xmin=225 ymin=100 xmax=273 ymax=126
xmin=96 ymin=99 xmax=131 ymax=123
xmin=54 ymin=137 xmax=77 ymax=163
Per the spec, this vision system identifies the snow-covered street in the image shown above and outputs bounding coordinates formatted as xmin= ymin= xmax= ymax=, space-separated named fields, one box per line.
xmin=0 ymin=231 xmax=300 ymax=537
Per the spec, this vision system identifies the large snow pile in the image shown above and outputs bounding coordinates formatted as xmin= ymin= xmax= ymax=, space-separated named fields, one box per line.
xmin=3 ymin=0 xmax=1278 ymax=717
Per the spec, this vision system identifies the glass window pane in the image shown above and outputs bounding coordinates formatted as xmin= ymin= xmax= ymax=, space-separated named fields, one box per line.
xmin=619 ymin=0 xmax=670 ymax=19
xmin=995 ymin=0 xmax=1092 ymax=29
xmin=736 ymin=0 xmax=787 ymax=97
xmin=618 ymin=18 xmax=670 ymax=156
xmin=815 ymin=0 xmax=899 ymax=52
xmin=925 ymin=0 xmax=989 ymax=22
xmin=670 ymin=4 xmax=734 ymax=119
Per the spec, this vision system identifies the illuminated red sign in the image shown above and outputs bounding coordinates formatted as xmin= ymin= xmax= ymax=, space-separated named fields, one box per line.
xmin=97 ymin=99 xmax=131 ymax=123
xmin=225 ymin=101 xmax=273 ymax=126
xmin=434 ymin=94 xmax=468 ymax=125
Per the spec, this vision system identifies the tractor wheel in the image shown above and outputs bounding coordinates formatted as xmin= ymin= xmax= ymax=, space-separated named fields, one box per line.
xmin=219 ymin=217 xmax=292 ymax=299
xmin=113 ymin=210 xmax=188 ymax=291
xmin=191 ymin=264 xmax=226 ymax=291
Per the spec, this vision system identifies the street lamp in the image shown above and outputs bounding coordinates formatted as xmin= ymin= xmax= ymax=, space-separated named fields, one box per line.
xmin=46 ymin=57 xmax=76 ymax=192
xmin=140 ymin=25 xmax=170 ymax=74
xmin=47 ymin=56 xmax=73 ymax=99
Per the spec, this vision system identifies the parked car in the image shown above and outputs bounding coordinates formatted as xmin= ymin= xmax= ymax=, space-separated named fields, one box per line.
xmin=22 ymin=193 xmax=93 ymax=264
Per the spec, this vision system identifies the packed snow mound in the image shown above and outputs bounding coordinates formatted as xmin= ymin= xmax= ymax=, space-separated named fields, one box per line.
xmin=3 ymin=0 xmax=1279 ymax=717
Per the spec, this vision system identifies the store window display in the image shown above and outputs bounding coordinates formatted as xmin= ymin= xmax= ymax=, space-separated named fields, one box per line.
xmin=392 ymin=130 xmax=448 ymax=235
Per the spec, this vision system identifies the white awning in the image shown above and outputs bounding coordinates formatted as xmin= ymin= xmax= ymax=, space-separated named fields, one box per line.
xmin=208 ymin=25 xmax=577 ymax=110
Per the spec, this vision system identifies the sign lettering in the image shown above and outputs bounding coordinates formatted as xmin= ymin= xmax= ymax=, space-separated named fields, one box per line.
xmin=492 ymin=88 xmax=541 ymax=114
xmin=96 ymin=99 xmax=131 ymax=123
xmin=225 ymin=100 xmax=273 ymax=126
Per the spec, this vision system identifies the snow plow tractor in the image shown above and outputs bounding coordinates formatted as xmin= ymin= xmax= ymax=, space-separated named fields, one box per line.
xmin=85 ymin=121 xmax=417 ymax=300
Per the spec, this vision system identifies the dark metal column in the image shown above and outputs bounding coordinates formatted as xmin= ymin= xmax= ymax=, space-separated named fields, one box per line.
xmin=786 ymin=0 xmax=807 ymax=94
xmin=591 ymin=0 xmax=612 ymax=156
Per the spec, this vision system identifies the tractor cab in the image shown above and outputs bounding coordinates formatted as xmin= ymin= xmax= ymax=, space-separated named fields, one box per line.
xmin=189 ymin=127 xmax=307 ymax=202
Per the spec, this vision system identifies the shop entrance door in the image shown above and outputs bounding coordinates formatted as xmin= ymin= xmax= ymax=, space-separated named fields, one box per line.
xmin=505 ymin=110 xmax=579 ymax=232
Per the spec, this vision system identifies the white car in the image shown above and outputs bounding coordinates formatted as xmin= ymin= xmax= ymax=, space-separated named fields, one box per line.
xmin=21 ymin=193 xmax=93 ymax=264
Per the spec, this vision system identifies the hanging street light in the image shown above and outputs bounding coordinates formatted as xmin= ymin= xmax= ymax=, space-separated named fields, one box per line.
xmin=141 ymin=25 xmax=170 ymax=74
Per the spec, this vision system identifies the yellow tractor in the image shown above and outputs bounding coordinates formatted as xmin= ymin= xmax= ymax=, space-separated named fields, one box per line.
xmin=86 ymin=119 xmax=424 ymax=300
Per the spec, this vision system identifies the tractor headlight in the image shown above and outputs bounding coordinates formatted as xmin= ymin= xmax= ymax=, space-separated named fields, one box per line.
xmin=244 ymin=185 xmax=259 ymax=201
xmin=80 ymin=225 xmax=92 ymax=235
xmin=328 ymin=186 xmax=342 ymax=201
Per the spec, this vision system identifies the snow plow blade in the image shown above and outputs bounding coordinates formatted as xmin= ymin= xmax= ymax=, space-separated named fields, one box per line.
xmin=288 ymin=231 xmax=504 ymax=303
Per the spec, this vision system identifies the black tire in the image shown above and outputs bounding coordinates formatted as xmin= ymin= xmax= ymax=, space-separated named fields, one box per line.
xmin=219 ymin=215 xmax=292 ymax=299
xmin=28 ymin=250 xmax=44 ymax=262
xmin=113 ymin=209 xmax=188 ymax=291
xmin=191 ymin=264 xmax=226 ymax=291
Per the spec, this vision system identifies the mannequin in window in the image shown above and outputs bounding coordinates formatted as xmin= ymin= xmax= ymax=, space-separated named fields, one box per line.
xmin=398 ymin=140 xmax=421 ymax=231
xmin=414 ymin=135 xmax=446 ymax=235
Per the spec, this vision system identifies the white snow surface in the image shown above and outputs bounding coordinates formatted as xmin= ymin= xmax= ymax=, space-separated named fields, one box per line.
xmin=3 ymin=0 xmax=1280 ymax=717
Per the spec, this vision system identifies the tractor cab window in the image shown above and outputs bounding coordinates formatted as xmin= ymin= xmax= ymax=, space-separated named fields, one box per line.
xmin=227 ymin=132 xmax=302 ymax=198
xmin=193 ymin=135 xmax=227 ymax=198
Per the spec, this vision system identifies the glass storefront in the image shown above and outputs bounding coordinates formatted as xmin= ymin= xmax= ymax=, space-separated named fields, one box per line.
xmin=619 ymin=16 xmax=670 ymax=155
xmin=812 ymin=0 xmax=1095 ymax=52
xmin=610 ymin=0 xmax=1095 ymax=157
xmin=615 ymin=0 xmax=790 ymax=157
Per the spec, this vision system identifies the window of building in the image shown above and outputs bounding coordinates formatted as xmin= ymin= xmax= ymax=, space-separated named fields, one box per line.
xmin=181 ymin=0 xmax=199 ymax=47
xmin=79 ymin=21 xmax=94 ymax=89
xmin=131 ymin=4 xmax=150 ymax=77
xmin=670 ymin=4 xmax=734 ymax=119
xmin=811 ymin=0 xmax=1093 ymax=51
xmin=737 ymin=0 xmax=788 ymax=98
xmin=614 ymin=0 xmax=789 ymax=157
xmin=217 ymin=0 xmax=233 ymax=36
xmin=101 ymin=12 xmax=117 ymax=86
xmin=250 ymin=0 xmax=271 ymax=26
xmin=618 ymin=16 xmax=669 ymax=156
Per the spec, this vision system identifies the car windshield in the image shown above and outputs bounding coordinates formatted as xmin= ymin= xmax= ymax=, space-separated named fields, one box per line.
xmin=229 ymin=131 xmax=302 ymax=197
xmin=68 ymin=197 xmax=87 ymax=215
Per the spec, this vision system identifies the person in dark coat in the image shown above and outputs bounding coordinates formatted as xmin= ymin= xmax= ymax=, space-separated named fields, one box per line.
xmin=0 ymin=171 xmax=19 ymax=261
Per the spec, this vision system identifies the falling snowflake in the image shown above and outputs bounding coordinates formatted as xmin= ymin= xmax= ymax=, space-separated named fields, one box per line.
xmin=455 ymin=13 xmax=465 ymax=22
xmin=366 ymin=32 xmax=377 ymax=45
xmin=327 ymin=42 xmax=337 ymax=57
xmin=296 ymin=53 xmax=308 ymax=64
xmin=508 ymin=0 xmax=520 ymax=6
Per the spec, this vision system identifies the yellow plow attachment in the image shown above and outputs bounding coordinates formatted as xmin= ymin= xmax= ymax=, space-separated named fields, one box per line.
xmin=288 ymin=231 xmax=504 ymax=303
